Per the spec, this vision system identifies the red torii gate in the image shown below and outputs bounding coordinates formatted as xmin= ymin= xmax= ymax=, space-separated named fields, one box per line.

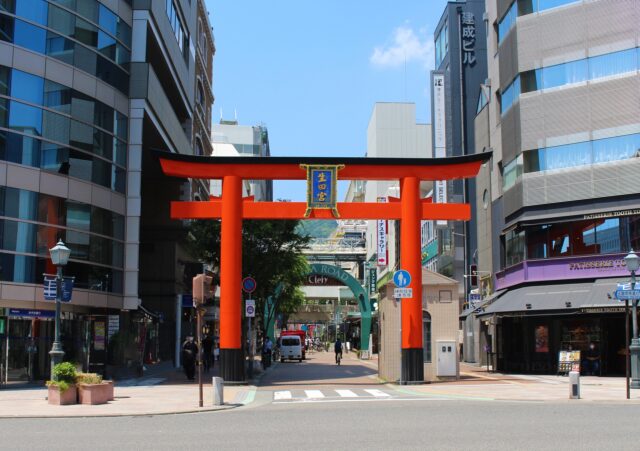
xmin=157 ymin=152 xmax=490 ymax=383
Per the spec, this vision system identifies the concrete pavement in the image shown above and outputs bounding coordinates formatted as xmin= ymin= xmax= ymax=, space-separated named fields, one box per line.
xmin=2 ymin=352 xmax=640 ymax=418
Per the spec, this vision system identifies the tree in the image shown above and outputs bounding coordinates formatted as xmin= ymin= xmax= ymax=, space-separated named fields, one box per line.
xmin=185 ymin=218 xmax=310 ymax=331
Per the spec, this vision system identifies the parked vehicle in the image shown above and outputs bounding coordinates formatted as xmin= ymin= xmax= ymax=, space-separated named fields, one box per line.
xmin=279 ymin=336 xmax=303 ymax=362
xmin=280 ymin=330 xmax=307 ymax=359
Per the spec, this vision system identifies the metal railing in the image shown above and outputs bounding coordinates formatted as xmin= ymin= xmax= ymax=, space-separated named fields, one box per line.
xmin=304 ymin=238 xmax=366 ymax=254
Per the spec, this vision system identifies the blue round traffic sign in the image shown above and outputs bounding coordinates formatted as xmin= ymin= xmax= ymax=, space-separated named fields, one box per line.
xmin=242 ymin=277 xmax=257 ymax=293
xmin=393 ymin=270 xmax=411 ymax=288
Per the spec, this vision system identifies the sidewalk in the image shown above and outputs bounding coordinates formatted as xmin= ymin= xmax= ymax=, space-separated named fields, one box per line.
xmin=0 ymin=362 xmax=257 ymax=418
xmin=396 ymin=363 xmax=640 ymax=403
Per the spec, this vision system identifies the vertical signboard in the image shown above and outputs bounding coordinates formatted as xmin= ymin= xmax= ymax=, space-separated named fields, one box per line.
xmin=433 ymin=72 xmax=448 ymax=228
xmin=376 ymin=196 xmax=388 ymax=266
xmin=368 ymin=267 xmax=377 ymax=295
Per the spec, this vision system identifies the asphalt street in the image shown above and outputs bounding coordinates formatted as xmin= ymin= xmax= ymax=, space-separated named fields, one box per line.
xmin=2 ymin=352 xmax=639 ymax=450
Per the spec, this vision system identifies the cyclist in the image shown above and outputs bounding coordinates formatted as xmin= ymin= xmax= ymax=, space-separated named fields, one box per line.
xmin=334 ymin=338 xmax=343 ymax=365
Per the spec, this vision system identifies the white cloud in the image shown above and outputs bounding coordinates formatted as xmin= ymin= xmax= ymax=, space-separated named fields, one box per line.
xmin=370 ymin=26 xmax=434 ymax=69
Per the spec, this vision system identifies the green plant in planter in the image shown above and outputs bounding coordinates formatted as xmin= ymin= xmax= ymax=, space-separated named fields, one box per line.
xmin=52 ymin=362 xmax=77 ymax=383
xmin=76 ymin=372 xmax=103 ymax=385
xmin=46 ymin=380 xmax=71 ymax=392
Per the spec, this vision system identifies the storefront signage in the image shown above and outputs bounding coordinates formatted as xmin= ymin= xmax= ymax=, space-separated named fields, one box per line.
xmin=377 ymin=197 xmax=388 ymax=266
xmin=306 ymin=274 xmax=341 ymax=286
xmin=94 ymin=321 xmax=106 ymax=351
xmin=583 ymin=208 xmax=640 ymax=220
xmin=581 ymin=307 xmax=625 ymax=313
xmin=461 ymin=12 xmax=476 ymax=65
xmin=568 ymin=258 xmax=625 ymax=271
xmin=558 ymin=350 xmax=581 ymax=373
xmin=368 ymin=268 xmax=377 ymax=295
xmin=8 ymin=308 xmax=55 ymax=319
xmin=107 ymin=315 xmax=119 ymax=340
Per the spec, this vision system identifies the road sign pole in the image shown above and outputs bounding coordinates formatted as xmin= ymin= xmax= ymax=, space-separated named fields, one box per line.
xmin=626 ymin=298 xmax=630 ymax=399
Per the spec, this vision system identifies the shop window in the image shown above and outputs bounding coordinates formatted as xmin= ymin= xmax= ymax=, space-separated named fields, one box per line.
xmin=505 ymin=229 xmax=525 ymax=266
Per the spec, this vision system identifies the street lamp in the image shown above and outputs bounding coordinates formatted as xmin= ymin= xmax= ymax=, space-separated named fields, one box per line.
xmin=623 ymin=249 xmax=640 ymax=389
xmin=49 ymin=239 xmax=71 ymax=379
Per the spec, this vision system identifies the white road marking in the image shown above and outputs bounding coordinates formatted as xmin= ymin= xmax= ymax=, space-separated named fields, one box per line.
xmin=305 ymin=390 xmax=325 ymax=399
xmin=365 ymin=389 xmax=391 ymax=398
xmin=335 ymin=389 xmax=358 ymax=398
xmin=274 ymin=391 xmax=292 ymax=400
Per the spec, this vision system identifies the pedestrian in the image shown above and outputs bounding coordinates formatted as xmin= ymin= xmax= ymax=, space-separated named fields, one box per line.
xmin=182 ymin=336 xmax=198 ymax=380
xmin=202 ymin=334 xmax=213 ymax=373
xmin=262 ymin=336 xmax=273 ymax=369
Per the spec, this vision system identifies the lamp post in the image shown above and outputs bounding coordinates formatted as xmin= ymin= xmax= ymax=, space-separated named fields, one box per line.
xmin=49 ymin=239 xmax=71 ymax=379
xmin=623 ymin=249 xmax=640 ymax=389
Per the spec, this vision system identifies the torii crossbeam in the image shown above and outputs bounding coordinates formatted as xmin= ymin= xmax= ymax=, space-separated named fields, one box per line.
xmin=156 ymin=152 xmax=491 ymax=383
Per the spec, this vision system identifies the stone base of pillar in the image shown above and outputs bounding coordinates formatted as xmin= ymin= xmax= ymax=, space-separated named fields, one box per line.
xmin=401 ymin=348 xmax=424 ymax=384
xmin=220 ymin=348 xmax=246 ymax=384
xmin=630 ymin=339 xmax=640 ymax=389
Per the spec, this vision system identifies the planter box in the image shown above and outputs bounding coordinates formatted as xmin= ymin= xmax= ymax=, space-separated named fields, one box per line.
xmin=48 ymin=384 xmax=77 ymax=405
xmin=78 ymin=383 xmax=111 ymax=405
xmin=104 ymin=380 xmax=114 ymax=401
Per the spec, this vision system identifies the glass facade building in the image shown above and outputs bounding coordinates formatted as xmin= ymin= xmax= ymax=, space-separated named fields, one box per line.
xmin=0 ymin=0 xmax=214 ymax=382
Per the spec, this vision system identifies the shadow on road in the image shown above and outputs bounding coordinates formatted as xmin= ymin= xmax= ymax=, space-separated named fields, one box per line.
xmin=258 ymin=352 xmax=379 ymax=388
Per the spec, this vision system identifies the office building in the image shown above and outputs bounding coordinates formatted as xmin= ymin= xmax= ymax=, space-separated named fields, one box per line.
xmin=0 ymin=0 xmax=214 ymax=381
xmin=430 ymin=0 xmax=488 ymax=307
xmin=471 ymin=0 xmax=638 ymax=374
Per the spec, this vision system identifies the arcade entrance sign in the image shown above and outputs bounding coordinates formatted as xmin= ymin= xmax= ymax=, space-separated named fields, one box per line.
xmin=156 ymin=152 xmax=490 ymax=383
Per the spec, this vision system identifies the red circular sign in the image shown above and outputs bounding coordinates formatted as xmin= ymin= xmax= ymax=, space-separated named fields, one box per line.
xmin=242 ymin=277 xmax=256 ymax=293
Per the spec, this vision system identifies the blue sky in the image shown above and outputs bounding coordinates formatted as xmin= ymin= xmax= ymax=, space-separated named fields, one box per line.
xmin=205 ymin=1 xmax=450 ymax=200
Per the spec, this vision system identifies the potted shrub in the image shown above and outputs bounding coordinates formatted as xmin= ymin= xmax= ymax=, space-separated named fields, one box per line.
xmin=47 ymin=362 xmax=77 ymax=405
xmin=76 ymin=372 xmax=112 ymax=405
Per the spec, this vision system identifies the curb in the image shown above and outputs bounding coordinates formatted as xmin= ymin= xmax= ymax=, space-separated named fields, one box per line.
xmin=0 ymin=403 xmax=240 ymax=419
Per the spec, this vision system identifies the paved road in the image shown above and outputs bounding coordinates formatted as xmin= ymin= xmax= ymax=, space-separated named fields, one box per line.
xmin=2 ymin=353 xmax=639 ymax=450
xmin=1 ymin=396 xmax=638 ymax=450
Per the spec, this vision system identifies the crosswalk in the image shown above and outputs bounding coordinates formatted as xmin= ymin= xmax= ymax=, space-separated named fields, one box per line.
xmin=272 ymin=388 xmax=398 ymax=403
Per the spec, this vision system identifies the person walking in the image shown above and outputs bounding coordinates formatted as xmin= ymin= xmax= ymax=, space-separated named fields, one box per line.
xmin=334 ymin=338 xmax=343 ymax=364
xmin=262 ymin=336 xmax=273 ymax=369
xmin=182 ymin=336 xmax=198 ymax=381
xmin=202 ymin=334 xmax=213 ymax=373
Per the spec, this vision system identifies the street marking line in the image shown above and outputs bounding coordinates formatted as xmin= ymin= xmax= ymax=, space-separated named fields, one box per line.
xmin=272 ymin=397 xmax=454 ymax=405
xmin=365 ymin=389 xmax=391 ymax=398
xmin=305 ymin=390 xmax=325 ymax=399
xmin=335 ymin=389 xmax=358 ymax=398
xmin=273 ymin=391 xmax=292 ymax=400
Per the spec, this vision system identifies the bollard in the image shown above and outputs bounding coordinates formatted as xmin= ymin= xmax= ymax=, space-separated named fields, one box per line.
xmin=213 ymin=377 xmax=224 ymax=406
xmin=569 ymin=371 xmax=580 ymax=399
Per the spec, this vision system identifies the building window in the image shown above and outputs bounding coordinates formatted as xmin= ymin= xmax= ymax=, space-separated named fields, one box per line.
xmin=423 ymin=311 xmax=432 ymax=363
xmin=500 ymin=76 xmax=520 ymax=116
xmin=498 ymin=1 xmax=580 ymax=45
xmin=166 ymin=0 xmax=189 ymax=61
xmin=435 ymin=23 xmax=448 ymax=68
xmin=504 ymin=229 xmax=525 ymax=267
xmin=502 ymin=154 xmax=522 ymax=191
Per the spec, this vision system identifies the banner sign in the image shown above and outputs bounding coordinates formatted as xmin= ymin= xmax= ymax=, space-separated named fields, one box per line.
xmin=301 ymin=164 xmax=344 ymax=218
xmin=432 ymin=72 xmax=448 ymax=228
xmin=43 ymin=274 xmax=74 ymax=303
xmin=377 ymin=196 xmax=388 ymax=266
xmin=94 ymin=321 xmax=106 ymax=351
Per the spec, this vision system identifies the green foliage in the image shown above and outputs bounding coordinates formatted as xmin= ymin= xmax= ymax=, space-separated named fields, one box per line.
xmin=76 ymin=373 xmax=103 ymax=385
xmin=46 ymin=380 xmax=71 ymax=392
xmin=52 ymin=362 xmax=77 ymax=384
xmin=295 ymin=220 xmax=337 ymax=238
xmin=186 ymin=218 xmax=311 ymax=331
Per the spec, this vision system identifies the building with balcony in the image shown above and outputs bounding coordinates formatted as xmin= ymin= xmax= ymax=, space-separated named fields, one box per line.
xmin=470 ymin=0 xmax=637 ymax=375
xmin=0 ymin=0 xmax=214 ymax=382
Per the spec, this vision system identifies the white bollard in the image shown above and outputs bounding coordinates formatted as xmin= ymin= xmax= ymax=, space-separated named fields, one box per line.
xmin=569 ymin=371 xmax=580 ymax=399
xmin=213 ymin=377 xmax=224 ymax=406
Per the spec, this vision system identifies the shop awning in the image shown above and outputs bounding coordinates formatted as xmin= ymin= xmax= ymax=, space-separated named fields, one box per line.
xmin=477 ymin=279 xmax=625 ymax=317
